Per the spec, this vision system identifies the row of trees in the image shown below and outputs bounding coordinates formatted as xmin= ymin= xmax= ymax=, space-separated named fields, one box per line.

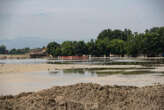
xmin=0 ymin=45 xmax=30 ymax=54
xmin=0 ymin=45 xmax=7 ymax=54
xmin=47 ymin=39 xmax=125 ymax=57
xmin=1 ymin=26 xmax=164 ymax=57
xmin=47 ymin=41 xmax=88 ymax=57
xmin=9 ymin=48 xmax=30 ymax=54
xmin=127 ymin=27 xmax=164 ymax=57
xmin=47 ymin=26 xmax=164 ymax=57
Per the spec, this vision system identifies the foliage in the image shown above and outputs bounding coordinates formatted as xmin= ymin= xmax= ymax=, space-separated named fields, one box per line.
xmin=86 ymin=39 xmax=98 ymax=56
xmin=109 ymin=39 xmax=126 ymax=56
xmin=61 ymin=41 xmax=74 ymax=56
xmin=73 ymin=41 xmax=88 ymax=56
xmin=2 ymin=26 xmax=162 ymax=57
xmin=9 ymin=48 xmax=30 ymax=54
xmin=95 ymin=38 xmax=110 ymax=56
xmin=126 ymin=34 xmax=145 ymax=57
xmin=47 ymin=41 xmax=60 ymax=57
xmin=97 ymin=28 xmax=132 ymax=41
xmin=0 ymin=45 xmax=7 ymax=54
xmin=143 ymin=33 xmax=161 ymax=57
xmin=46 ymin=26 xmax=164 ymax=57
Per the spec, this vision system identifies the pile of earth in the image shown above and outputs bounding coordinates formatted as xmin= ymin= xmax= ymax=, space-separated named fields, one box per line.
xmin=0 ymin=83 xmax=163 ymax=110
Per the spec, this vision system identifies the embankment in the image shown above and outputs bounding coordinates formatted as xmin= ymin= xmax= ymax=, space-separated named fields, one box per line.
xmin=0 ymin=83 xmax=163 ymax=110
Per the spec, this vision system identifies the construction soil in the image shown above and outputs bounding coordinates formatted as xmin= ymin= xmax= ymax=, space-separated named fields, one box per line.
xmin=0 ymin=83 xmax=164 ymax=110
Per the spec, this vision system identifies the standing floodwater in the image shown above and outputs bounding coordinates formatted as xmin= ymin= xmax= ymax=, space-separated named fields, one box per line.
xmin=0 ymin=58 xmax=164 ymax=95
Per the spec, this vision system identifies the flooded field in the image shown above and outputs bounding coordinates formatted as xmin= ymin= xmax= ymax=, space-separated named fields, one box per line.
xmin=0 ymin=59 xmax=48 ymax=64
xmin=1 ymin=57 xmax=164 ymax=65
xmin=0 ymin=57 xmax=164 ymax=95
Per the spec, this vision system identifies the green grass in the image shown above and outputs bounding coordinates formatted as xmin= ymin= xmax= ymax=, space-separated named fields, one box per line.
xmin=96 ymin=70 xmax=154 ymax=75
xmin=62 ymin=67 xmax=155 ymax=75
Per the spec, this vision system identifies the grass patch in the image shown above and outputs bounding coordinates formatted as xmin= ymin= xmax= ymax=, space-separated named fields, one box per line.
xmin=62 ymin=67 xmax=155 ymax=74
xmin=63 ymin=69 xmax=86 ymax=74
xmin=96 ymin=70 xmax=154 ymax=75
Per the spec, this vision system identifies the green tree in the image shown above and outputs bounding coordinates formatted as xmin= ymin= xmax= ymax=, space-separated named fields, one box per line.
xmin=45 ymin=26 xmax=164 ymax=57
xmin=96 ymin=38 xmax=110 ymax=56
xmin=122 ymin=29 xmax=132 ymax=41
xmin=97 ymin=28 xmax=132 ymax=41
xmin=0 ymin=45 xmax=7 ymax=54
xmin=9 ymin=47 xmax=30 ymax=54
xmin=142 ymin=27 xmax=164 ymax=57
xmin=9 ymin=48 xmax=17 ymax=54
xmin=109 ymin=39 xmax=126 ymax=56
xmin=61 ymin=41 xmax=74 ymax=56
xmin=47 ymin=41 xmax=60 ymax=57
xmin=158 ymin=27 xmax=164 ymax=52
xmin=54 ymin=47 xmax=61 ymax=57
xmin=126 ymin=34 xmax=145 ymax=57
xmin=73 ymin=41 xmax=88 ymax=56
xmin=97 ymin=29 xmax=112 ymax=40
xmin=143 ymin=33 xmax=161 ymax=57
xmin=87 ymin=39 xmax=98 ymax=56
xmin=112 ymin=29 xmax=123 ymax=40
xmin=24 ymin=48 xmax=30 ymax=53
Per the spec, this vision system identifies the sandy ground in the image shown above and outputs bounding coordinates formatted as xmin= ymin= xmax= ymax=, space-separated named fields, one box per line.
xmin=0 ymin=64 xmax=147 ymax=73
xmin=1 ymin=63 xmax=164 ymax=73
xmin=0 ymin=83 xmax=164 ymax=110
xmin=0 ymin=64 xmax=55 ymax=73
xmin=0 ymin=54 xmax=30 ymax=59
xmin=153 ymin=64 xmax=164 ymax=72
xmin=0 ymin=63 xmax=164 ymax=109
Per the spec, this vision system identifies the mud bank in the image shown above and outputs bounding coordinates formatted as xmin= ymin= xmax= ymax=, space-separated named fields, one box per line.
xmin=0 ymin=83 xmax=164 ymax=110
xmin=0 ymin=64 xmax=144 ymax=73
xmin=0 ymin=54 xmax=29 ymax=59
xmin=1 ymin=63 xmax=164 ymax=74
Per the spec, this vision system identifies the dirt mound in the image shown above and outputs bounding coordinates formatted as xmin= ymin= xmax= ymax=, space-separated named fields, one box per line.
xmin=0 ymin=83 xmax=164 ymax=110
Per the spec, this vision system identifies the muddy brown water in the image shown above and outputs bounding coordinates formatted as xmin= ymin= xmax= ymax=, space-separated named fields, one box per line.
xmin=0 ymin=58 xmax=164 ymax=95
xmin=0 ymin=69 xmax=164 ymax=95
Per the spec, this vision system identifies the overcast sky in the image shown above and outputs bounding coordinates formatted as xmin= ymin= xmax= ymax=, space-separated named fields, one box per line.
xmin=0 ymin=0 xmax=164 ymax=49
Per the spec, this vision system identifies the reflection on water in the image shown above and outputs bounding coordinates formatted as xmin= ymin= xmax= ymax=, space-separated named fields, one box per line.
xmin=0 ymin=70 xmax=97 ymax=95
xmin=1 ymin=58 xmax=164 ymax=95
xmin=47 ymin=57 xmax=164 ymax=66
xmin=0 ymin=59 xmax=48 ymax=64
xmin=1 ymin=57 xmax=164 ymax=65
xmin=0 ymin=68 xmax=164 ymax=95
xmin=62 ymin=67 xmax=156 ymax=75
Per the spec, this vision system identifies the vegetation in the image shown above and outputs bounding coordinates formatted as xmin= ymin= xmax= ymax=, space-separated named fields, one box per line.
xmin=0 ymin=46 xmax=30 ymax=55
xmin=47 ymin=41 xmax=60 ymax=57
xmin=109 ymin=39 xmax=126 ymax=57
xmin=0 ymin=45 xmax=7 ymax=54
xmin=46 ymin=26 xmax=164 ymax=57
xmin=9 ymin=48 xmax=30 ymax=54
xmin=1 ymin=26 xmax=164 ymax=57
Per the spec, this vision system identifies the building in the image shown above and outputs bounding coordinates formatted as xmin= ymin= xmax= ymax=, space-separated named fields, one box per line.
xmin=29 ymin=48 xmax=47 ymax=58
xmin=58 ymin=56 xmax=88 ymax=60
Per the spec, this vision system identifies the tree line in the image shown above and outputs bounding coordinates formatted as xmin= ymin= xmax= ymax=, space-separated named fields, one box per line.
xmin=0 ymin=45 xmax=30 ymax=55
xmin=1 ymin=26 xmax=164 ymax=57
xmin=47 ymin=26 xmax=164 ymax=57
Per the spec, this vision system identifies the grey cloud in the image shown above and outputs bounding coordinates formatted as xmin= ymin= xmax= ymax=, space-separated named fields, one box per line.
xmin=0 ymin=0 xmax=164 ymax=48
